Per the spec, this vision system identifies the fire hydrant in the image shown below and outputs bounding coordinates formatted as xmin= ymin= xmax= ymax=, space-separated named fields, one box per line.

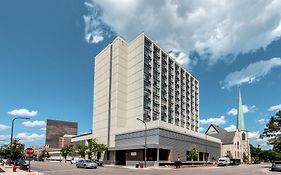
xmin=12 ymin=164 xmax=17 ymax=172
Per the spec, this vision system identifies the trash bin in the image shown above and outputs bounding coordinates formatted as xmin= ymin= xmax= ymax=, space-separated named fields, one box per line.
xmin=139 ymin=162 xmax=144 ymax=168
xmin=135 ymin=163 xmax=139 ymax=168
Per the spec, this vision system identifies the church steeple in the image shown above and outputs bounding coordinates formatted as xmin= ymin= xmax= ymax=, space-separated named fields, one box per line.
xmin=237 ymin=87 xmax=246 ymax=131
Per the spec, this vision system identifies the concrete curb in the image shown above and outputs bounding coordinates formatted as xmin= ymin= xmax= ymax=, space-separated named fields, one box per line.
xmin=0 ymin=165 xmax=43 ymax=175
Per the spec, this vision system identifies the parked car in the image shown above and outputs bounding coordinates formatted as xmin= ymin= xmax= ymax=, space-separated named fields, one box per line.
xmin=15 ymin=159 xmax=28 ymax=166
xmin=91 ymin=159 xmax=103 ymax=166
xmin=229 ymin=159 xmax=240 ymax=165
xmin=218 ymin=157 xmax=230 ymax=166
xmin=271 ymin=161 xmax=281 ymax=171
xmin=76 ymin=160 xmax=97 ymax=169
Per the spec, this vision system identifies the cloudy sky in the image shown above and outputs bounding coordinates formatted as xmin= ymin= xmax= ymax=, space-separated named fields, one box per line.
xmin=1 ymin=0 xmax=281 ymax=149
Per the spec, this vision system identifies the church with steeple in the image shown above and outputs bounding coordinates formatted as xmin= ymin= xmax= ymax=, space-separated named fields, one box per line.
xmin=206 ymin=87 xmax=251 ymax=162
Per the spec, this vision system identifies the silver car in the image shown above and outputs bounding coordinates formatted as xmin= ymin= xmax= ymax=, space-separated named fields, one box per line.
xmin=76 ymin=160 xmax=97 ymax=169
xmin=272 ymin=161 xmax=281 ymax=171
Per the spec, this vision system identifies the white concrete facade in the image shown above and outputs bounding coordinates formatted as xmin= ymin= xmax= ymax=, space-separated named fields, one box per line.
xmin=93 ymin=33 xmax=201 ymax=148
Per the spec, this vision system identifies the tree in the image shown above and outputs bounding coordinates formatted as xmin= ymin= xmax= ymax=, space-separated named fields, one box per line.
xmin=225 ymin=151 xmax=233 ymax=159
xmin=60 ymin=145 xmax=74 ymax=162
xmin=188 ymin=145 xmax=198 ymax=161
xmin=273 ymin=140 xmax=281 ymax=153
xmin=10 ymin=139 xmax=24 ymax=161
xmin=76 ymin=144 xmax=87 ymax=159
xmin=86 ymin=139 xmax=107 ymax=160
xmin=243 ymin=153 xmax=248 ymax=163
xmin=86 ymin=139 xmax=97 ymax=160
xmin=261 ymin=110 xmax=281 ymax=139
xmin=0 ymin=139 xmax=24 ymax=162
xmin=261 ymin=110 xmax=281 ymax=154
xmin=95 ymin=143 xmax=107 ymax=159
xmin=250 ymin=144 xmax=261 ymax=161
xmin=41 ymin=150 xmax=50 ymax=158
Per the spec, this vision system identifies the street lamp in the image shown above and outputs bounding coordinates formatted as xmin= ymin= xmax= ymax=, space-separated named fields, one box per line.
xmin=205 ymin=133 xmax=208 ymax=166
xmin=205 ymin=130 xmax=216 ymax=166
xmin=10 ymin=117 xmax=30 ymax=147
xmin=137 ymin=118 xmax=147 ymax=168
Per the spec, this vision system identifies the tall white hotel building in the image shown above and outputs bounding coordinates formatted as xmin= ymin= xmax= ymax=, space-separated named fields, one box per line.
xmin=93 ymin=33 xmax=221 ymax=165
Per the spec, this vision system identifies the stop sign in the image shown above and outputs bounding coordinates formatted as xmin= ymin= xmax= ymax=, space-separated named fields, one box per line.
xmin=25 ymin=148 xmax=34 ymax=155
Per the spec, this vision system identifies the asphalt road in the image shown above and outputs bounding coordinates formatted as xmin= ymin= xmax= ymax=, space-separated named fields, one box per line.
xmin=31 ymin=161 xmax=278 ymax=175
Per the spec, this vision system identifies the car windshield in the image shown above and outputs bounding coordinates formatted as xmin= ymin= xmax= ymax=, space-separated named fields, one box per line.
xmin=274 ymin=161 xmax=281 ymax=164
xmin=219 ymin=160 xmax=226 ymax=162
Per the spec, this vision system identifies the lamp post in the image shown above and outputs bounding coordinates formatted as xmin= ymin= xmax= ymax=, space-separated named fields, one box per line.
xmin=205 ymin=133 xmax=208 ymax=166
xmin=137 ymin=118 xmax=147 ymax=168
xmin=10 ymin=117 xmax=30 ymax=147
xmin=205 ymin=130 xmax=216 ymax=166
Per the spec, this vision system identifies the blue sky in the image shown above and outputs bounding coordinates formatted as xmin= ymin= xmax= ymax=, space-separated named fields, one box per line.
xmin=1 ymin=0 xmax=281 ymax=149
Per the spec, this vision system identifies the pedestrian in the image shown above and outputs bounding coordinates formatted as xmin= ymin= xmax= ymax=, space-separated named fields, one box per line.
xmin=177 ymin=156 xmax=181 ymax=168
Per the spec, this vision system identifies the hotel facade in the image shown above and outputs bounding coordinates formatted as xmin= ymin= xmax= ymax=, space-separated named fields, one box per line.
xmin=93 ymin=33 xmax=221 ymax=165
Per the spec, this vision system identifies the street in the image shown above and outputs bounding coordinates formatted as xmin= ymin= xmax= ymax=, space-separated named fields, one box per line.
xmin=30 ymin=161 xmax=278 ymax=175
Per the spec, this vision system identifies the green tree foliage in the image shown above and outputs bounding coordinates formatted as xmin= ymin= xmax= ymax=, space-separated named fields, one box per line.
xmin=262 ymin=110 xmax=281 ymax=138
xmin=76 ymin=144 xmax=87 ymax=159
xmin=41 ymin=150 xmax=50 ymax=158
xmin=261 ymin=110 xmax=281 ymax=157
xmin=273 ymin=140 xmax=281 ymax=153
xmin=250 ymin=144 xmax=261 ymax=160
xmin=60 ymin=145 xmax=74 ymax=162
xmin=0 ymin=139 xmax=24 ymax=161
xmin=225 ymin=151 xmax=233 ymax=159
xmin=86 ymin=139 xmax=107 ymax=160
xmin=250 ymin=144 xmax=281 ymax=161
xmin=188 ymin=145 xmax=198 ymax=161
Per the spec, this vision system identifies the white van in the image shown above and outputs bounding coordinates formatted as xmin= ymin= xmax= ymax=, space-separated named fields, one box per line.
xmin=218 ymin=157 xmax=230 ymax=166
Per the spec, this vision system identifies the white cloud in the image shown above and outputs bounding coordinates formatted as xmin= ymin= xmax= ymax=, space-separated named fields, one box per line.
xmin=15 ymin=133 xmax=44 ymax=142
xmin=40 ymin=127 xmax=46 ymax=131
xmin=83 ymin=2 xmax=114 ymax=43
xmin=198 ymin=127 xmax=205 ymax=133
xmin=168 ymin=50 xmax=196 ymax=70
xmin=268 ymin=104 xmax=281 ymax=111
xmin=258 ymin=118 xmax=267 ymax=125
xmin=0 ymin=135 xmax=10 ymax=141
xmin=200 ymin=116 xmax=226 ymax=125
xmin=227 ymin=105 xmax=255 ymax=115
xmin=85 ymin=0 xmax=281 ymax=66
xmin=222 ymin=57 xmax=281 ymax=89
xmin=248 ymin=131 xmax=260 ymax=139
xmin=224 ymin=124 xmax=236 ymax=132
xmin=248 ymin=131 xmax=271 ymax=148
xmin=8 ymin=108 xmax=38 ymax=117
xmin=22 ymin=120 xmax=46 ymax=127
xmin=0 ymin=124 xmax=10 ymax=131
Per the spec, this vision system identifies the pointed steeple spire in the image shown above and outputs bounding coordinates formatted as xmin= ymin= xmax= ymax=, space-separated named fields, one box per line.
xmin=237 ymin=86 xmax=246 ymax=131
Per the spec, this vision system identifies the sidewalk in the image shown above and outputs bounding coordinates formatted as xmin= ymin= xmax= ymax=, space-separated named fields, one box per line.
xmin=0 ymin=165 xmax=43 ymax=175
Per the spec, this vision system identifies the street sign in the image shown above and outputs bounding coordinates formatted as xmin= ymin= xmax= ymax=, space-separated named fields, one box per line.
xmin=25 ymin=148 xmax=34 ymax=155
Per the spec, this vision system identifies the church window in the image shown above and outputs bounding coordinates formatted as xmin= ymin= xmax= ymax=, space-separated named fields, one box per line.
xmin=242 ymin=132 xmax=246 ymax=140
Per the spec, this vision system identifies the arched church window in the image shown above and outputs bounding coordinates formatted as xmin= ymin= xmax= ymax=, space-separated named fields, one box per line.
xmin=242 ymin=132 xmax=246 ymax=140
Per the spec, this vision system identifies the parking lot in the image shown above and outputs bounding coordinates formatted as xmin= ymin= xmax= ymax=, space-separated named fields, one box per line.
xmin=29 ymin=161 xmax=279 ymax=175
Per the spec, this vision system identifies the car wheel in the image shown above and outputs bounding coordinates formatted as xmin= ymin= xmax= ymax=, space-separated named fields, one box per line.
xmin=76 ymin=164 xmax=79 ymax=168
xmin=84 ymin=164 xmax=87 ymax=169
xmin=94 ymin=166 xmax=97 ymax=169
